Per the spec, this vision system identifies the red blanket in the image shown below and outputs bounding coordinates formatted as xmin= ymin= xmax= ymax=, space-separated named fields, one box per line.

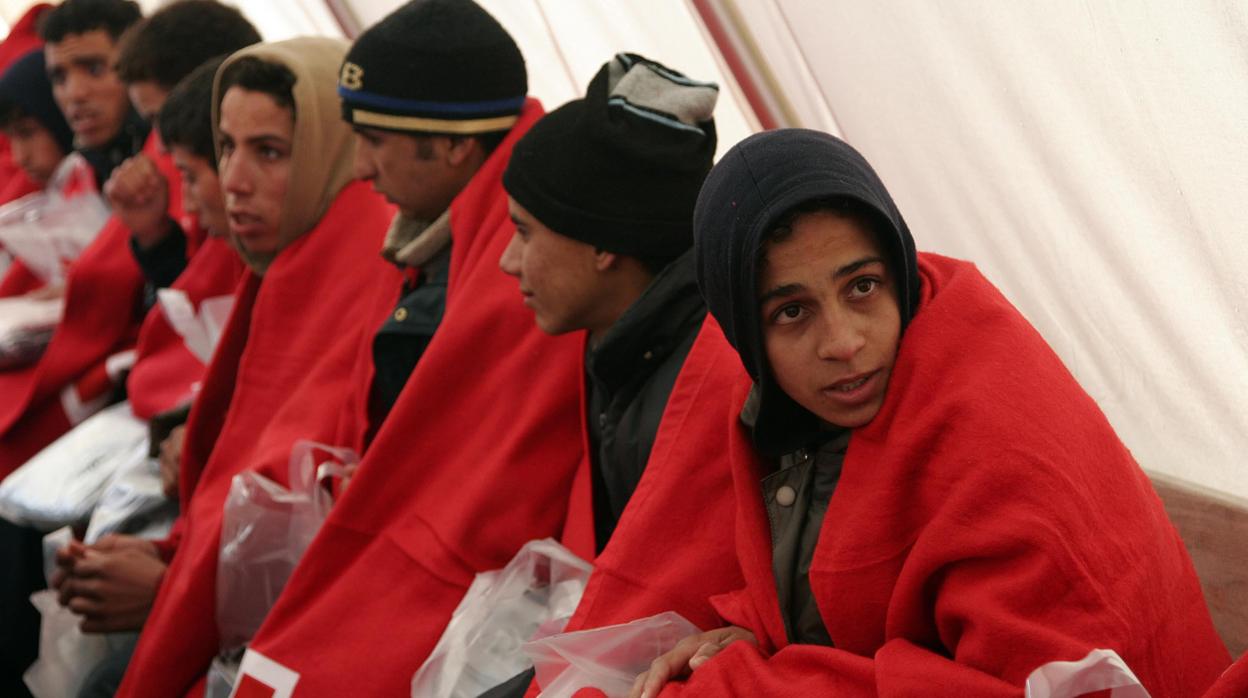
xmin=661 ymin=253 xmax=1229 ymax=697
xmin=126 ymin=234 xmax=244 ymax=420
xmin=115 ymin=181 xmax=397 ymax=697
xmin=0 ymin=133 xmax=185 ymax=475
xmin=231 ymin=99 xmax=584 ymax=696
xmin=524 ymin=316 xmax=748 ymax=696
xmin=1203 ymin=655 xmax=1248 ymax=698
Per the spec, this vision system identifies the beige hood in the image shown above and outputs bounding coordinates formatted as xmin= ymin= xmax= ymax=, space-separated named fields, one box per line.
xmin=213 ymin=37 xmax=356 ymax=274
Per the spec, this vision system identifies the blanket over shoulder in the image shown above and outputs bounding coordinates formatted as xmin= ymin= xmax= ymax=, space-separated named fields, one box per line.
xmin=662 ymin=253 xmax=1230 ymax=697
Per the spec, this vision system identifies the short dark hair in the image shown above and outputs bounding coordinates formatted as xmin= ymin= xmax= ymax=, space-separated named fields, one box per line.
xmin=217 ymin=55 xmax=296 ymax=116
xmin=39 ymin=0 xmax=142 ymax=43
xmin=115 ymin=1 xmax=260 ymax=89
xmin=159 ymin=57 xmax=224 ymax=165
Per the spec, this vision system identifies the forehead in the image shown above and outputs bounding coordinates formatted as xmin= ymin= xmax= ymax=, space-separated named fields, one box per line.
xmin=170 ymin=146 xmax=211 ymax=169
xmin=44 ymin=29 xmax=117 ymax=66
xmin=219 ymin=87 xmax=294 ymax=136
xmin=760 ymin=210 xmax=885 ymax=279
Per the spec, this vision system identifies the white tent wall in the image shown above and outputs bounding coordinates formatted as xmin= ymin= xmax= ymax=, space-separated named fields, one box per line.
xmin=719 ymin=0 xmax=1247 ymax=501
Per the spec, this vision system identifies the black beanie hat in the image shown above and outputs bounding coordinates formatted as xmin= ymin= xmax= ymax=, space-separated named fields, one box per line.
xmin=0 ymin=48 xmax=75 ymax=155
xmin=693 ymin=129 xmax=921 ymax=456
xmin=503 ymin=53 xmax=718 ymax=261
xmin=338 ymin=0 xmax=526 ymax=134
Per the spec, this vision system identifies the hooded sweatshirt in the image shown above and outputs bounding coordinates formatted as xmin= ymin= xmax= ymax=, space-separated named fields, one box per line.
xmin=115 ymin=38 xmax=399 ymax=697
xmin=660 ymin=129 xmax=1230 ymax=696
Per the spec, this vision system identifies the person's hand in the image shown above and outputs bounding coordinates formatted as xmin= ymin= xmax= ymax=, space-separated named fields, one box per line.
xmin=158 ymin=425 xmax=185 ymax=500
xmin=104 ymin=154 xmax=171 ymax=248
xmin=24 ymin=283 xmax=65 ymax=301
xmin=50 ymin=538 xmax=89 ymax=597
xmin=628 ymin=626 xmax=756 ymax=698
xmin=60 ymin=536 xmax=165 ymax=633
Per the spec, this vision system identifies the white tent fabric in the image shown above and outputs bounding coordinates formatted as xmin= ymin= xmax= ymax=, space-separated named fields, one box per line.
xmin=747 ymin=1 xmax=1248 ymax=500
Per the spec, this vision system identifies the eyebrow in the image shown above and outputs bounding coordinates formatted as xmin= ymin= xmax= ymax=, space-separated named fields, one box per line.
xmin=758 ymin=255 xmax=887 ymax=303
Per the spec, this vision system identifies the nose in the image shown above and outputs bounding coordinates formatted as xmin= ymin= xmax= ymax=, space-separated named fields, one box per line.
xmin=814 ymin=311 xmax=867 ymax=362
xmin=180 ymin=182 xmax=200 ymax=216
xmin=219 ymin=152 xmax=251 ymax=200
xmin=498 ymin=231 xmax=522 ymax=277
xmin=352 ymin=139 xmax=376 ymax=181
xmin=62 ymin=72 xmax=89 ymax=104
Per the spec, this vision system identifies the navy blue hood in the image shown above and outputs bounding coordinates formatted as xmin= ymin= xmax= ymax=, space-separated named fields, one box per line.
xmin=692 ymin=128 xmax=920 ymax=456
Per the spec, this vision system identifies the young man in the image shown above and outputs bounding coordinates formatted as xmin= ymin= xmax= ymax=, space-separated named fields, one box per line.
xmin=0 ymin=47 xmax=78 ymax=298
xmin=631 ymin=129 xmax=1230 ymax=696
xmin=484 ymin=53 xmax=749 ymax=698
xmin=0 ymin=49 xmax=73 ymax=189
xmin=227 ymin=3 xmax=583 ymax=694
xmin=50 ymin=57 xmax=249 ymax=643
xmin=501 ymin=52 xmax=716 ymax=551
xmin=108 ymin=0 xmax=261 ymax=298
xmin=113 ymin=37 xmax=398 ymax=697
xmin=41 ymin=0 xmax=145 ymax=187
xmin=0 ymin=0 xmax=148 ymax=475
xmin=336 ymin=0 xmax=531 ymax=442
xmin=0 ymin=2 xmax=53 ymax=205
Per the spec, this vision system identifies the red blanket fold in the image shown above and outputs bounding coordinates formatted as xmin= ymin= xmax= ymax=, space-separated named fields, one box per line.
xmin=1203 ymin=655 xmax=1248 ymax=698
xmin=662 ymin=253 xmax=1229 ymax=697
xmin=115 ymin=181 xmax=397 ymax=697
xmin=126 ymin=235 xmax=245 ymax=421
xmin=234 ymin=99 xmax=585 ymax=697
xmin=524 ymin=316 xmax=749 ymax=697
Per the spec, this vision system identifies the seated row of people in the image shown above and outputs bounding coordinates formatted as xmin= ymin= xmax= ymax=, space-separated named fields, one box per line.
xmin=0 ymin=0 xmax=1238 ymax=696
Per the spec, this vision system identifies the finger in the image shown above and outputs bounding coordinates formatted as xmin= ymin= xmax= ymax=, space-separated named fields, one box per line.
xmin=640 ymin=655 xmax=680 ymax=698
xmin=687 ymin=641 xmax=722 ymax=670
xmin=68 ymin=596 xmax=103 ymax=616
xmin=628 ymin=671 xmax=648 ymax=698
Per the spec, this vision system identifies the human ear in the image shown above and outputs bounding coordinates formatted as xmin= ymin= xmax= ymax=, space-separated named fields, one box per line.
xmin=593 ymin=249 xmax=619 ymax=272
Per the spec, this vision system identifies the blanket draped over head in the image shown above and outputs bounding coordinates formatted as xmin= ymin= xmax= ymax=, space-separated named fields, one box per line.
xmin=232 ymin=97 xmax=587 ymax=697
xmin=0 ymin=132 xmax=186 ymax=476
xmin=115 ymin=37 xmax=400 ymax=697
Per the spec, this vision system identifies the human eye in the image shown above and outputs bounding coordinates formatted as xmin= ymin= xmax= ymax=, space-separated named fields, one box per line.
xmin=87 ymin=60 xmax=106 ymax=77
xmin=847 ymin=277 xmax=880 ymax=300
xmin=770 ymin=303 xmax=806 ymax=325
xmin=260 ymin=145 xmax=286 ymax=161
xmin=48 ymin=69 xmax=66 ymax=86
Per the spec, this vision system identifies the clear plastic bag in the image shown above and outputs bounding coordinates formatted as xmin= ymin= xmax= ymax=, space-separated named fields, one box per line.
xmin=0 ymin=159 xmax=110 ymax=286
xmin=0 ymin=402 xmax=149 ymax=531
xmin=208 ymin=441 xmax=358 ymax=698
xmin=156 ymin=289 xmax=235 ymax=364
xmin=0 ymin=295 xmax=63 ymax=369
xmin=1025 ymin=648 xmax=1150 ymax=698
xmin=24 ymin=526 xmax=137 ymax=698
xmin=22 ymin=590 xmax=113 ymax=698
xmin=411 ymin=538 xmax=593 ymax=698
xmin=523 ymin=611 xmax=702 ymax=698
